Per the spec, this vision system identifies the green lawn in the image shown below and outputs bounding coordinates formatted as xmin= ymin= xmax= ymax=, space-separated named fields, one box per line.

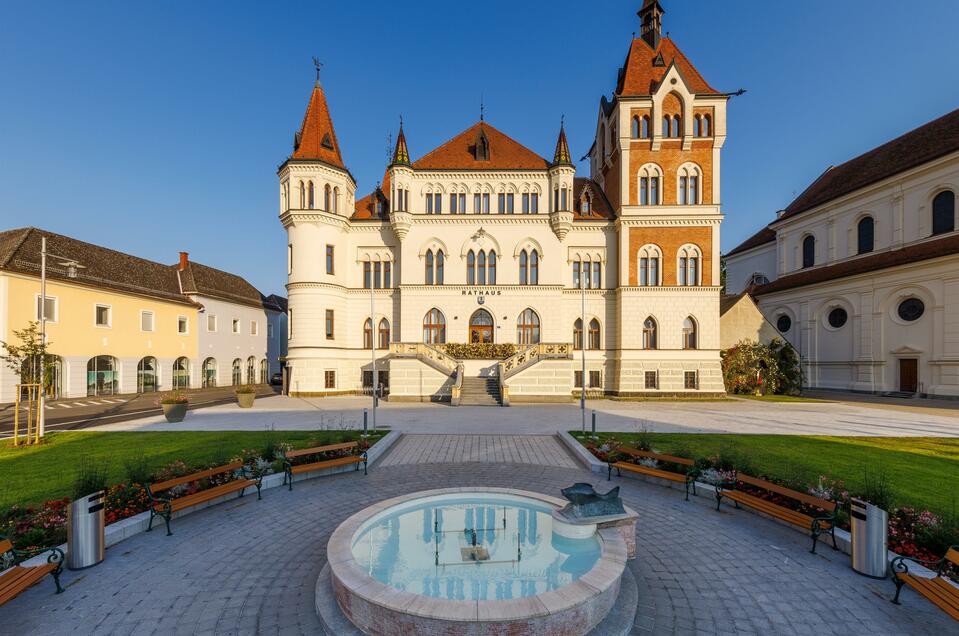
xmin=0 ymin=430 xmax=385 ymax=509
xmin=573 ymin=432 xmax=959 ymax=516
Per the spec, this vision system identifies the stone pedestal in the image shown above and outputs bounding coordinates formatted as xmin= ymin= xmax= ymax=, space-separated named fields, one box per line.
xmin=551 ymin=506 xmax=639 ymax=559
xmin=597 ymin=516 xmax=638 ymax=560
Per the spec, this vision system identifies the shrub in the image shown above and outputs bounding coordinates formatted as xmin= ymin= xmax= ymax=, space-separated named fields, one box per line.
xmin=720 ymin=338 xmax=803 ymax=395
xmin=73 ymin=461 xmax=109 ymax=500
xmin=440 ymin=343 xmax=516 ymax=360
xmin=860 ymin=466 xmax=894 ymax=511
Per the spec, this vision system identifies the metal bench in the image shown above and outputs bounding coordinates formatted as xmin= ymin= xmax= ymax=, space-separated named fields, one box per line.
xmin=0 ymin=536 xmax=64 ymax=606
xmin=147 ymin=461 xmax=261 ymax=536
xmin=282 ymin=442 xmax=367 ymax=491
xmin=607 ymin=446 xmax=697 ymax=500
xmin=891 ymin=545 xmax=959 ymax=620
xmin=715 ymin=472 xmax=838 ymax=553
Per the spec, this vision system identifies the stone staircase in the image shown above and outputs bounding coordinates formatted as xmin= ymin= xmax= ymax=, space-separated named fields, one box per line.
xmin=458 ymin=376 xmax=502 ymax=406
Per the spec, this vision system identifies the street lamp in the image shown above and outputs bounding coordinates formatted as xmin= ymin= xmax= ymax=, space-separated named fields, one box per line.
xmin=38 ymin=236 xmax=84 ymax=438
xmin=580 ymin=264 xmax=586 ymax=434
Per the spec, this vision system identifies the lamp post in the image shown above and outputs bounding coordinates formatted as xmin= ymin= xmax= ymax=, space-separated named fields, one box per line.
xmin=580 ymin=264 xmax=586 ymax=434
xmin=370 ymin=259 xmax=376 ymax=434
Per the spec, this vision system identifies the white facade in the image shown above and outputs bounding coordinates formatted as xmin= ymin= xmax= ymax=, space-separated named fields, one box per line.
xmin=725 ymin=241 xmax=776 ymax=296
xmin=193 ymin=295 xmax=269 ymax=388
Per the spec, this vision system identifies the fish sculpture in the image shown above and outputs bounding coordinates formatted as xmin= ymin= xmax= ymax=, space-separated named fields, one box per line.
xmin=560 ymin=483 xmax=626 ymax=518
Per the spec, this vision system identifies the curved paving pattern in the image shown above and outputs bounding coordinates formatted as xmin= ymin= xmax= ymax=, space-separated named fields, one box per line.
xmin=1 ymin=456 xmax=952 ymax=635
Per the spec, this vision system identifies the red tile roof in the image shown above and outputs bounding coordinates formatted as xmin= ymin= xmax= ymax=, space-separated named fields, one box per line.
xmin=780 ymin=107 xmax=959 ymax=221
xmin=726 ymin=225 xmax=776 ymax=257
xmin=413 ymin=122 xmax=549 ymax=171
xmin=574 ymin=178 xmax=615 ymax=220
xmin=617 ymin=37 xmax=718 ymax=97
xmin=753 ymin=233 xmax=959 ymax=296
xmin=291 ymin=83 xmax=346 ymax=169
xmin=352 ymin=170 xmax=390 ymax=220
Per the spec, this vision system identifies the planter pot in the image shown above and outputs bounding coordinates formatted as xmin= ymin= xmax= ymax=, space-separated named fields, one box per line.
xmin=236 ymin=393 xmax=256 ymax=408
xmin=161 ymin=402 xmax=188 ymax=422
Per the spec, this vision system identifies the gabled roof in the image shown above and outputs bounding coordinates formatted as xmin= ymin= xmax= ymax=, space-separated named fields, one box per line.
xmin=753 ymin=233 xmax=959 ymax=296
xmin=263 ymin=293 xmax=288 ymax=313
xmin=0 ymin=227 xmax=196 ymax=306
xmin=574 ymin=178 xmax=615 ymax=220
xmin=779 ymin=107 xmax=959 ymax=221
xmin=616 ymin=36 xmax=718 ymax=97
xmin=726 ymin=225 xmax=776 ymax=258
xmin=290 ymin=82 xmax=346 ymax=169
xmin=413 ymin=122 xmax=549 ymax=171
xmin=177 ymin=260 xmax=266 ymax=309
xmin=352 ymin=169 xmax=390 ymax=220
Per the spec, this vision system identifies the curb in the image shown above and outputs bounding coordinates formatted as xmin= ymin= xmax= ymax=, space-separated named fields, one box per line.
xmin=20 ymin=430 xmax=402 ymax=568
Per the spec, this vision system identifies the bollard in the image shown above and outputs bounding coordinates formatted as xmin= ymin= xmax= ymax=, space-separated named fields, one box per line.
xmin=591 ymin=410 xmax=597 ymax=439
xmin=363 ymin=408 xmax=368 ymax=437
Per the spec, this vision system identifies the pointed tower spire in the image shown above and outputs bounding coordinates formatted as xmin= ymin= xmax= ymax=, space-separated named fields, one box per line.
xmin=551 ymin=116 xmax=573 ymax=167
xmin=638 ymin=0 xmax=664 ymax=49
xmin=291 ymin=67 xmax=346 ymax=169
xmin=390 ymin=116 xmax=411 ymax=166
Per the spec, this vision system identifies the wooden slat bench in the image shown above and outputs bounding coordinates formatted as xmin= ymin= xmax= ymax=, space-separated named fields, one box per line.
xmin=283 ymin=442 xmax=367 ymax=491
xmin=891 ymin=545 xmax=959 ymax=620
xmin=715 ymin=472 xmax=838 ymax=553
xmin=0 ymin=537 xmax=64 ymax=606
xmin=147 ymin=461 xmax=261 ymax=536
xmin=607 ymin=446 xmax=697 ymax=500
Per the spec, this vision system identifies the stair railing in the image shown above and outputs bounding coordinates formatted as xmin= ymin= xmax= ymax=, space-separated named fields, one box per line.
xmin=498 ymin=343 xmax=572 ymax=407
xmin=390 ymin=342 xmax=459 ymax=375
xmin=451 ymin=362 xmax=465 ymax=406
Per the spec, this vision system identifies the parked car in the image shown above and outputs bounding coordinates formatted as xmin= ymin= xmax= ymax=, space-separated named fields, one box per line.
xmin=270 ymin=372 xmax=283 ymax=386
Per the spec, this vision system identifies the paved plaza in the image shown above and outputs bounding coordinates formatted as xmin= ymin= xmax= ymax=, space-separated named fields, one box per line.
xmin=2 ymin=434 xmax=954 ymax=635
xmin=85 ymin=393 xmax=959 ymax=437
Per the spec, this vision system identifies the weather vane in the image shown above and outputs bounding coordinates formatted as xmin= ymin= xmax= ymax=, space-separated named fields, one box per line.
xmin=312 ymin=57 xmax=323 ymax=83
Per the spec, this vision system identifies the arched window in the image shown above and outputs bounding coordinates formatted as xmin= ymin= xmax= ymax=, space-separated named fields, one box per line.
xmin=857 ymin=216 xmax=874 ymax=254
xmin=324 ymin=184 xmax=331 ymax=211
xmin=631 ymin=116 xmax=640 ymax=139
xmin=488 ymin=251 xmax=497 ymax=285
xmin=246 ymin=356 xmax=256 ymax=384
xmin=749 ymin=273 xmax=770 ymax=287
xmin=678 ymin=245 xmax=701 ymax=286
xmin=138 ymin=356 xmax=158 ymax=392
xmin=516 ymin=308 xmax=540 ymax=345
xmin=702 ymin=114 xmax=711 ymax=136
xmin=332 ymin=186 xmax=339 ymax=213
xmin=642 ymin=317 xmax=657 ymax=349
xmin=378 ymin=318 xmax=390 ymax=349
xmin=436 ymin=250 xmax=444 ymax=284
xmin=87 ymin=356 xmax=120 ymax=395
xmin=573 ymin=318 xmax=583 ymax=350
xmin=423 ymin=309 xmax=446 ymax=344
xmin=671 ymin=115 xmax=681 ymax=138
xmin=468 ymin=309 xmax=493 ymax=344
xmin=299 ymin=181 xmax=305 ymax=208
xmin=363 ymin=318 xmax=373 ymax=349
xmin=802 ymin=235 xmax=816 ymax=268
xmin=678 ymin=164 xmax=701 ymax=205
xmin=638 ymin=245 xmax=661 ymax=286
xmin=308 ymin=181 xmax=315 ymax=209
xmin=477 ymin=250 xmax=487 ymax=285
xmin=519 ymin=250 xmax=528 ymax=284
xmin=932 ymin=190 xmax=955 ymax=235
xmin=232 ymin=358 xmax=242 ymax=385
xmin=467 ymin=250 xmax=476 ymax=285
xmin=581 ymin=196 xmax=591 ymax=214
xmin=662 ymin=116 xmax=670 ymax=137
xmin=173 ymin=357 xmax=191 ymax=389
xmin=259 ymin=359 xmax=268 ymax=384
xmin=529 ymin=250 xmax=539 ymax=285
xmin=588 ymin=318 xmax=601 ymax=350
xmin=693 ymin=115 xmax=701 ymax=137
xmin=201 ymin=357 xmax=216 ymax=389
xmin=638 ymin=164 xmax=662 ymax=205
xmin=682 ymin=317 xmax=697 ymax=350
xmin=425 ymin=250 xmax=434 ymax=285
xmin=641 ymin=115 xmax=650 ymax=139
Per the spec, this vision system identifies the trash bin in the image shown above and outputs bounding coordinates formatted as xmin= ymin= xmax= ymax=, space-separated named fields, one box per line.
xmin=850 ymin=497 xmax=888 ymax=578
xmin=67 ymin=491 xmax=105 ymax=570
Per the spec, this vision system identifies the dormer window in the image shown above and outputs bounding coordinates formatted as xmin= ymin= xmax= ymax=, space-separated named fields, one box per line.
xmin=321 ymin=133 xmax=334 ymax=150
xmin=474 ymin=129 xmax=489 ymax=161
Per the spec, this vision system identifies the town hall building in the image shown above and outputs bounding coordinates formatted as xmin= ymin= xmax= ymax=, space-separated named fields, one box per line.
xmin=278 ymin=1 xmax=730 ymax=403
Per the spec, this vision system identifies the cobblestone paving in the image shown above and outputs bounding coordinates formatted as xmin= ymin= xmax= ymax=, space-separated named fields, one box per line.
xmin=2 ymin=461 xmax=951 ymax=635
xmin=378 ymin=433 xmax=580 ymax=467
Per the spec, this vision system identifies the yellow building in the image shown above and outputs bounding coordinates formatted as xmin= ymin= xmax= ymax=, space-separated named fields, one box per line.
xmin=0 ymin=228 xmax=200 ymax=401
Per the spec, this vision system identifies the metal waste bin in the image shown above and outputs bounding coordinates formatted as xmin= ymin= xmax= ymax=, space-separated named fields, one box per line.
xmin=850 ymin=497 xmax=888 ymax=578
xmin=67 ymin=491 xmax=105 ymax=570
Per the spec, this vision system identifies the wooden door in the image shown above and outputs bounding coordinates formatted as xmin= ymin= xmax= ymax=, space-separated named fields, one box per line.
xmin=899 ymin=359 xmax=918 ymax=393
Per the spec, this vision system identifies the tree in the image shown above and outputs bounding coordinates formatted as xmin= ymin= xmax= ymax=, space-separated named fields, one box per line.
xmin=720 ymin=338 xmax=804 ymax=396
xmin=1 ymin=321 xmax=54 ymax=390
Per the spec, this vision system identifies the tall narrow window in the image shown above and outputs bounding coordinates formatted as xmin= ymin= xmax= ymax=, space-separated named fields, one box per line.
xmin=423 ymin=309 xmax=446 ymax=344
xmin=425 ymin=250 xmax=434 ymax=285
xmin=477 ymin=250 xmax=487 ymax=285
xmin=682 ymin=317 xmax=697 ymax=350
xmin=529 ymin=250 xmax=539 ymax=285
xmin=324 ymin=184 xmax=331 ymax=211
xmin=467 ymin=250 xmax=476 ymax=285
xmin=932 ymin=191 xmax=955 ymax=235
xmin=631 ymin=116 xmax=640 ymax=138
xmin=702 ymin=115 xmax=711 ymax=136
xmin=641 ymin=115 xmax=650 ymax=139
xmin=640 ymin=178 xmax=648 ymax=205
xmin=436 ymin=250 xmax=444 ymax=284
xmin=693 ymin=115 xmax=701 ymax=137
xmin=363 ymin=318 xmax=373 ymax=349
xmin=671 ymin=115 xmax=681 ymax=138
xmin=516 ymin=308 xmax=540 ymax=345
xmin=560 ymin=188 xmax=568 ymax=211
xmin=639 ymin=246 xmax=661 ymax=286
xmin=689 ymin=175 xmax=699 ymax=204
xmin=378 ymin=319 xmax=390 ymax=348
xmin=522 ymin=193 xmax=530 ymax=214
xmin=332 ymin=187 xmax=339 ymax=213
xmin=651 ymin=176 xmax=659 ymax=205
xmin=434 ymin=193 xmax=442 ymax=214
xmin=519 ymin=250 xmax=528 ymax=285
xmin=857 ymin=217 xmax=875 ymax=254
xmin=482 ymin=193 xmax=490 ymax=213
xmin=643 ymin=317 xmax=657 ymax=349
xmin=573 ymin=261 xmax=581 ymax=288
xmin=425 ymin=193 xmax=433 ymax=214
xmin=573 ymin=318 xmax=583 ymax=350
xmin=488 ymin=251 xmax=496 ymax=284
xmin=325 ymin=309 xmax=334 ymax=339
xmin=308 ymin=181 xmax=315 ymax=209
xmin=299 ymin=182 xmax=305 ymax=208
xmin=588 ymin=318 xmax=600 ymax=350
xmin=506 ymin=193 xmax=514 ymax=214
xmin=326 ymin=245 xmax=334 ymax=274
xmin=474 ymin=193 xmax=481 ymax=213
xmin=802 ymin=235 xmax=816 ymax=268
xmin=449 ymin=193 xmax=457 ymax=213
xmin=679 ymin=176 xmax=688 ymax=205
xmin=363 ymin=261 xmax=371 ymax=289
xmin=662 ymin=116 xmax=670 ymax=137
xmin=531 ymin=192 xmax=539 ymax=213
xmin=373 ymin=262 xmax=382 ymax=289
xmin=384 ymin=261 xmax=391 ymax=288
xmin=459 ymin=193 xmax=466 ymax=213
xmin=592 ymin=262 xmax=601 ymax=289
xmin=497 ymin=193 xmax=505 ymax=213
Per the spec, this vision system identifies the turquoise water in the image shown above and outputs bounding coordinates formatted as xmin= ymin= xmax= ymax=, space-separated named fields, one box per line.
xmin=350 ymin=494 xmax=601 ymax=600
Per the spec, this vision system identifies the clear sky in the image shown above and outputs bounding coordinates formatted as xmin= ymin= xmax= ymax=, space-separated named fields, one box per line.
xmin=2 ymin=1 xmax=958 ymax=296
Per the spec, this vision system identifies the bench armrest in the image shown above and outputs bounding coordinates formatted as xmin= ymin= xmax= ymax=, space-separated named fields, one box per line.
xmin=891 ymin=545 xmax=958 ymax=577
xmin=11 ymin=545 xmax=65 ymax=569
xmin=714 ymin=480 xmax=737 ymax=493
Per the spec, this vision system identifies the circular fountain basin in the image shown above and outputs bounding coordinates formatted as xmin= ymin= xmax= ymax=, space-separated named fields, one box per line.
xmin=326 ymin=487 xmax=628 ymax=636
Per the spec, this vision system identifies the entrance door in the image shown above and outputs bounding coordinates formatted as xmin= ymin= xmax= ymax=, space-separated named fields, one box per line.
xmin=899 ymin=358 xmax=918 ymax=393
xmin=468 ymin=309 xmax=494 ymax=344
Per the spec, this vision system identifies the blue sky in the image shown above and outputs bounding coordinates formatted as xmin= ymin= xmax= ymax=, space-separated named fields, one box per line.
xmin=2 ymin=1 xmax=958 ymax=295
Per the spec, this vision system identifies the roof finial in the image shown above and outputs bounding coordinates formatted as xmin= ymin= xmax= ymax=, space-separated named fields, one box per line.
xmin=399 ymin=113 xmax=404 ymax=130
xmin=312 ymin=57 xmax=323 ymax=86
xmin=561 ymin=114 xmax=565 ymax=129
xmin=480 ymin=94 xmax=485 ymax=122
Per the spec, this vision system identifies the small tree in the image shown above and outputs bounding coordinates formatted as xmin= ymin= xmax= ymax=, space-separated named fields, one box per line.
xmin=1 ymin=321 xmax=54 ymax=390
xmin=770 ymin=338 xmax=804 ymax=395
xmin=721 ymin=340 xmax=781 ymax=395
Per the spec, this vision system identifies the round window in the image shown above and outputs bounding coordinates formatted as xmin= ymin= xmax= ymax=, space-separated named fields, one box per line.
xmin=776 ymin=315 xmax=792 ymax=332
xmin=897 ymin=298 xmax=925 ymax=322
xmin=827 ymin=307 xmax=848 ymax=329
